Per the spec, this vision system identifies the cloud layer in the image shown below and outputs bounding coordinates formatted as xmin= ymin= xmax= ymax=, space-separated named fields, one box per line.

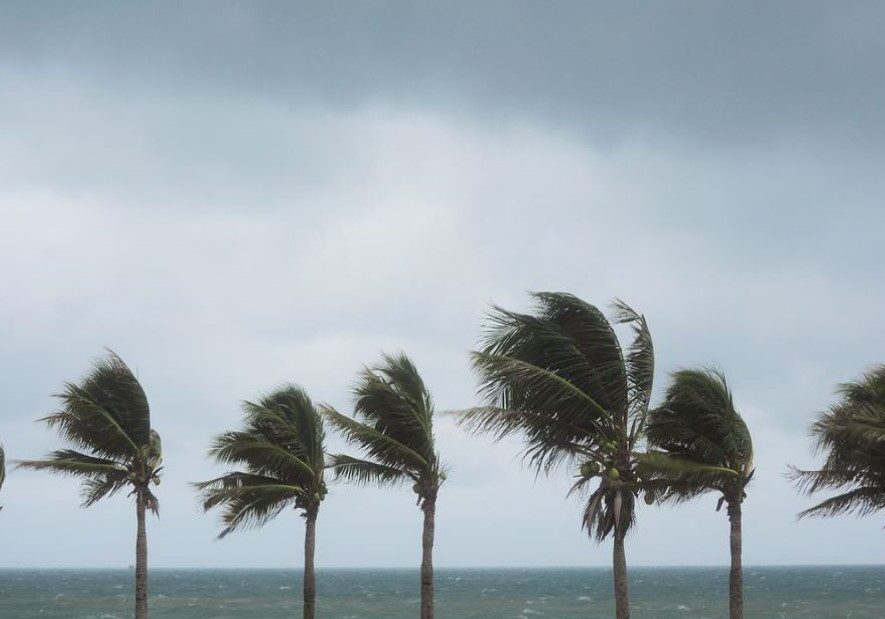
xmin=1 ymin=2 xmax=883 ymax=568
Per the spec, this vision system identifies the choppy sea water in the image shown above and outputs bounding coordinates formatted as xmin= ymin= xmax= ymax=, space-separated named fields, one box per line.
xmin=1 ymin=566 xmax=883 ymax=618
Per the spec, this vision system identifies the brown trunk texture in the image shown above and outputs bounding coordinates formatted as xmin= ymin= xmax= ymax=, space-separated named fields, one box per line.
xmin=421 ymin=498 xmax=436 ymax=619
xmin=303 ymin=508 xmax=318 ymax=619
xmin=135 ymin=490 xmax=148 ymax=619
xmin=729 ymin=500 xmax=744 ymax=619
xmin=613 ymin=533 xmax=630 ymax=619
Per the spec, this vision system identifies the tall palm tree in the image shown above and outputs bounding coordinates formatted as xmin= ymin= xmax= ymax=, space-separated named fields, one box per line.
xmin=195 ymin=385 xmax=327 ymax=619
xmin=646 ymin=368 xmax=754 ymax=619
xmin=18 ymin=352 xmax=161 ymax=619
xmin=323 ymin=353 xmax=445 ymax=619
xmin=460 ymin=292 xmax=655 ymax=619
xmin=790 ymin=365 xmax=885 ymax=521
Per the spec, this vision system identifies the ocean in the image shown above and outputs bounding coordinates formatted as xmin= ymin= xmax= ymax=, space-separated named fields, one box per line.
xmin=0 ymin=566 xmax=882 ymax=618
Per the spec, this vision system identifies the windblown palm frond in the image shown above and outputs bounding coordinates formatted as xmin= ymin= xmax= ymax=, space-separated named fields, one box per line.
xmin=17 ymin=351 xmax=162 ymax=512
xmin=196 ymin=385 xmax=327 ymax=538
xmin=460 ymin=292 xmax=655 ymax=541
xmin=326 ymin=454 xmax=412 ymax=487
xmin=324 ymin=353 xmax=444 ymax=502
xmin=790 ymin=365 xmax=885 ymax=520
xmin=647 ymin=368 xmax=753 ymax=506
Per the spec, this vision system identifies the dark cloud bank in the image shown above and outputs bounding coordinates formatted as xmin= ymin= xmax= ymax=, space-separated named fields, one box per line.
xmin=0 ymin=2 xmax=883 ymax=568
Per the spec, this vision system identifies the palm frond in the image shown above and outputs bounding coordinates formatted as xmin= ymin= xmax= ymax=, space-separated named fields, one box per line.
xmin=581 ymin=486 xmax=636 ymax=542
xmin=242 ymin=385 xmax=326 ymax=472
xmin=475 ymin=298 xmax=624 ymax=440
xmin=459 ymin=406 xmax=597 ymax=473
xmin=532 ymin=293 xmax=629 ymax=415
xmin=18 ymin=449 xmax=131 ymax=508
xmin=23 ymin=352 xmax=161 ymax=512
xmin=209 ymin=431 xmax=317 ymax=486
xmin=636 ymin=450 xmax=740 ymax=504
xmin=81 ymin=469 xmax=132 ymax=509
xmin=196 ymin=384 xmax=327 ymax=536
xmin=797 ymin=486 xmax=885 ymax=519
xmin=194 ymin=472 xmax=301 ymax=538
xmin=648 ymin=368 xmax=753 ymax=477
xmin=352 ymin=353 xmax=436 ymax=464
xmin=788 ymin=465 xmax=861 ymax=495
xmin=466 ymin=292 xmax=653 ymax=541
xmin=790 ymin=365 xmax=885 ymax=520
xmin=18 ymin=449 xmax=126 ymax=477
xmin=610 ymin=299 xmax=655 ymax=442
xmin=326 ymin=454 xmax=411 ymax=487
xmin=44 ymin=351 xmax=151 ymax=461
xmin=323 ymin=406 xmax=430 ymax=472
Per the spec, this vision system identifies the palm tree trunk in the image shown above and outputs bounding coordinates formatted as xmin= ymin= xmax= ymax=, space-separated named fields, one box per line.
xmin=728 ymin=500 xmax=743 ymax=619
xmin=303 ymin=507 xmax=318 ymax=619
xmin=612 ymin=533 xmax=630 ymax=619
xmin=420 ymin=497 xmax=436 ymax=619
xmin=135 ymin=490 xmax=148 ymax=619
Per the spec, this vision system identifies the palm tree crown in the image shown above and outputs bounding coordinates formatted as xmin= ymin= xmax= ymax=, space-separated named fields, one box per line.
xmin=460 ymin=292 xmax=654 ymax=540
xmin=324 ymin=353 xmax=445 ymax=501
xmin=196 ymin=385 xmax=327 ymax=537
xmin=791 ymin=364 xmax=885 ymax=519
xmin=18 ymin=352 xmax=162 ymax=512
xmin=647 ymin=368 xmax=754 ymax=507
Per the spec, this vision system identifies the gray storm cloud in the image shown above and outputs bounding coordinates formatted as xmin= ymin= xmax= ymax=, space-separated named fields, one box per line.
xmin=0 ymin=2 xmax=883 ymax=568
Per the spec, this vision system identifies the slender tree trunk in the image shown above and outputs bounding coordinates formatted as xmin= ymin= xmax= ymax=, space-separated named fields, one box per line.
xmin=728 ymin=500 xmax=744 ymax=619
xmin=612 ymin=533 xmax=630 ymax=619
xmin=420 ymin=497 xmax=436 ymax=619
xmin=303 ymin=507 xmax=318 ymax=619
xmin=135 ymin=490 xmax=148 ymax=619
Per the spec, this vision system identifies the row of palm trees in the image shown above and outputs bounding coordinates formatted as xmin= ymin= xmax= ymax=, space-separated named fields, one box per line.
xmin=2 ymin=292 xmax=882 ymax=619
xmin=191 ymin=353 xmax=443 ymax=619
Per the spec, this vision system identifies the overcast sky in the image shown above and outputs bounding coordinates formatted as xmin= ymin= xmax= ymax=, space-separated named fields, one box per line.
xmin=1 ymin=2 xmax=884 ymax=569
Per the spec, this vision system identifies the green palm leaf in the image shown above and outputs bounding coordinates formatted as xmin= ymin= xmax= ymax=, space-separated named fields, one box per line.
xmin=326 ymin=454 xmax=411 ymax=486
xmin=462 ymin=292 xmax=655 ymax=542
xmin=18 ymin=351 xmax=161 ymax=509
xmin=791 ymin=365 xmax=885 ymax=520
xmin=796 ymin=485 xmax=885 ymax=519
xmin=325 ymin=353 xmax=444 ymax=501
xmin=195 ymin=472 xmax=303 ymax=538
xmin=195 ymin=384 xmax=327 ymax=538
xmin=323 ymin=407 xmax=430 ymax=472
xmin=647 ymin=368 xmax=753 ymax=505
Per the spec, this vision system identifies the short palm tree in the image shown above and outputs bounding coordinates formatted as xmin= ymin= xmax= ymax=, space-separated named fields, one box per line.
xmin=790 ymin=365 xmax=885 ymax=521
xmin=323 ymin=353 xmax=445 ymax=619
xmin=17 ymin=352 xmax=161 ymax=619
xmin=460 ymin=292 xmax=655 ymax=619
xmin=195 ymin=385 xmax=327 ymax=619
xmin=647 ymin=368 xmax=754 ymax=619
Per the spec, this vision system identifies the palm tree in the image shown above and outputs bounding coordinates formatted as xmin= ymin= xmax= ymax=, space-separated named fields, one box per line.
xmin=646 ymin=368 xmax=754 ymax=619
xmin=195 ymin=385 xmax=327 ymax=619
xmin=790 ymin=365 xmax=885 ymax=521
xmin=460 ymin=292 xmax=655 ymax=619
xmin=18 ymin=352 xmax=161 ymax=619
xmin=323 ymin=353 xmax=445 ymax=619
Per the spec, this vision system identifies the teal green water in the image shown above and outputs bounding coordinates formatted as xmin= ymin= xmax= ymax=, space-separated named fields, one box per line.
xmin=0 ymin=566 xmax=882 ymax=618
